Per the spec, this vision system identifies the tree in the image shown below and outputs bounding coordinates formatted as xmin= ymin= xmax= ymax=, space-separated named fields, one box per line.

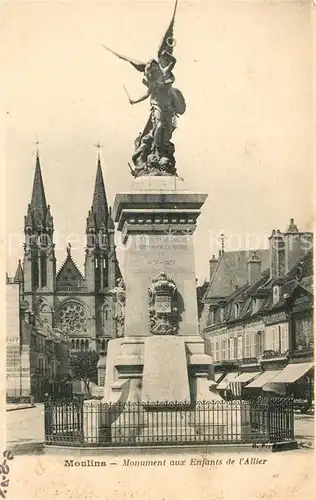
xmin=69 ymin=350 xmax=99 ymax=397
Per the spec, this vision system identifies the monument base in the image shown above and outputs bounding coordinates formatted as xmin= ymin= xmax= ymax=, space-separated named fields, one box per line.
xmin=101 ymin=174 xmax=225 ymax=444
xmin=103 ymin=335 xmax=219 ymax=404
xmin=142 ymin=336 xmax=190 ymax=403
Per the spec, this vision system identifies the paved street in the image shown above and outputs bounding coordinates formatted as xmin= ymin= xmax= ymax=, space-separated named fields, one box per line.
xmin=6 ymin=404 xmax=314 ymax=454
xmin=293 ymin=413 xmax=314 ymax=449
xmin=6 ymin=404 xmax=45 ymax=452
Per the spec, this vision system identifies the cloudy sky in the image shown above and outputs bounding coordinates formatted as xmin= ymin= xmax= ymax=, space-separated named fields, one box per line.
xmin=4 ymin=0 xmax=313 ymax=282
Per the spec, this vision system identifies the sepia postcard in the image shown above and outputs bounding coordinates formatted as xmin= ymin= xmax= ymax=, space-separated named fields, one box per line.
xmin=1 ymin=0 xmax=315 ymax=499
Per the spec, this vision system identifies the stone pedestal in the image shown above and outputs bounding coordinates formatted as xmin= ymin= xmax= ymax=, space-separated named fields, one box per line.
xmin=142 ymin=336 xmax=190 ymax=402
xmin=103 ymin=176 xmax=215 ymax=404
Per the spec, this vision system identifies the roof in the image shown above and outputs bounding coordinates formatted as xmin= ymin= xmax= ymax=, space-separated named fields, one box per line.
xmin=299 ymin=276 xmax=313 ymax=295
xmin=263 ymin=250 xmax=314 ymax=311
xmin=14 ymin=260 xmax=23 ymax=283
xmin=197 ymin=280 xmax=209 ymax=318
xmin=30 ymin=153 xmax=47 ymax=225
xmin=204 ymin=249 xmax=313 ymax=328
xmin=281 ymin=249 xmax=313 ymax=283
xmin=204 ymin=249 xmax=269 ymax=299
xmin=197 ymin=280 xmax=209 ymax=301
xmin=107 ymin=207 xmax=115 ymax=230
xmin=56 ymin=252 xmax=84 ymax=287
xmin=90 ymin=156 xmax=109 ymax=231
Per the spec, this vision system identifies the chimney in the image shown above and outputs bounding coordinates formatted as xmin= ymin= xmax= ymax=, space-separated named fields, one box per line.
xmin=286 ymin=218 xmax=299 ymax=234
xmin=248 ymin=251 xmax=261 ymax=285
xmin=269 ymin=228 xmax=285 ymax=279
xmin=283 ymin=218 xmax=313 ymax=273
xmin=209 ymin=254 xmax=218 ymax=281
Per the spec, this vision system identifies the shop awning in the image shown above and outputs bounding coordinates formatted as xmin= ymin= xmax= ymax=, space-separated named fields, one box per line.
xmin=265 ymin=362 xmax=314 ymax=384
xmin=216 ymin=372 xmax=238 ymax=390
xmin=214 ymin=373 xmax=224 ymax=382
xmin=231 ymin=372 xmax=261 ymax=384
xmin=245 ymin=370 xmax=281 ymax=389
xmin=262 ymin=383 xmax=286 ymax=395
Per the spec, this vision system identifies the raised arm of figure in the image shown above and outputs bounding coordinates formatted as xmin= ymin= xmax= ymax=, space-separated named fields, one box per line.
xmin=129 ymin=90 xmax=151 ymax=105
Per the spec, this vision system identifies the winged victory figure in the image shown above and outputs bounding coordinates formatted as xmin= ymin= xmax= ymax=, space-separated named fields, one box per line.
xmin=102 ymin=0 xmax=186 ymax=177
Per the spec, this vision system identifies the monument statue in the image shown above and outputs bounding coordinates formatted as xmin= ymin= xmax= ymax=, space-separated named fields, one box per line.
xmin=102 ymin=0 xmax=185 ymax=177
xmin=110 ymin=278 xmax=126 ymax=337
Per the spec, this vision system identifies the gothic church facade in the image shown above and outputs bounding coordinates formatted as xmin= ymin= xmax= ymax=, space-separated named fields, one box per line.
xmin=20 ymin=151 xmax=121 ymax=353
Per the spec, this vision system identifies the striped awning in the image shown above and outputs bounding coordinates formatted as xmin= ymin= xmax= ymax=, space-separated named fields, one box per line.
xmin=245 ymin=370 xmax=281 ymax=389
xmin=214 ymin=373 xmax=224 ymax=382
xmin=217 ymin=372 xmax=238 ymax=390
xmin=265 ymin=362 xmax=314 ymax=384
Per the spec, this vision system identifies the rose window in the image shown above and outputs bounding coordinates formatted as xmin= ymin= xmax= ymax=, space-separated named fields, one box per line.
xmin=58 ymin=302 xmax=88 ymax=334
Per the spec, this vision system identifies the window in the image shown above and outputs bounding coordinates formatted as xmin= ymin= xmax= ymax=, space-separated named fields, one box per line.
xmin=215 ymin=340 xmax=221 ymax=362
xmin=39 ymin=234 xmax=49 ymax=247
xmin=102 ymin=259 xmax=108 ymax=287
xmin=237 ymin=336 xmax=243 ymax=359
xmin=233 ymin=337 xmax=238 ymax=359
xmin=58 ymin=301 xmax=88 ymax=334
xmin=273 ymin=286 xmax=280 ymax=305
xmin=280 ymin=324 xmax=289 ymax=353
xmin=208 ymin=306 xmax=215 ymax=325
xmin=229 ymin=338 xmax=234 ymax=359
xmin=40 ymin=254 xmax=47 ymax=287
xmin=265 ymin=327 xmax=279 ymax=352
xmin=254 ymin=331 xmax=262 ymax=357
xmin=100 ymin=234 xmax=108 ymax=248
xmin=252 ymin=298 xmax=262 ymax=314
xmin=234 ymin=304 xmax=240 ymax=319
xmin=102 ymin=306 xmax=110 ymax=327
xmin=272 ymin=327 xmax=279 ymax=351
xmin=32 ymin=255 xmax=39 ymax=290
xmin=222 ymin=339 xmax=227 ymax=360
xmin=296 ymin=266 xmax=303 ymax=282
xmin=245 ymin=334 xmax=251 ymax=358
xmin=220 ymin=308 xmax=225 ymax=323
xmin=209 ymin=308 xmax=215 ymax=325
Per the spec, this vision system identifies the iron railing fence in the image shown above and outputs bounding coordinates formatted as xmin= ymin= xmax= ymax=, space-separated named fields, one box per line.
xmin=44 ymin=397 xmax=294 ymax=447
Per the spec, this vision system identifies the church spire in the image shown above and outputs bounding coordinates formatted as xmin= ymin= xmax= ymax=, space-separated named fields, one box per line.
xmin=14 ymin=259 xmax=23 ymax=283
xmin=90 ymin=152 xmax=109 ymax=232
xmin=30 ymin=152 xmax=47 ymax=226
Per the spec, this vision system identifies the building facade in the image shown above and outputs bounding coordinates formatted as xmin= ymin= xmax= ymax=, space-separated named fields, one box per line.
xmin=200 ymin=220 xmax=313 ymax=403
xmin=21 ymin=151 xmax=121 ymax=352
xmin=6 ymin=279 xmax=70 ymax=401
xmin=6 ymin=151 xmax=122 ymax=399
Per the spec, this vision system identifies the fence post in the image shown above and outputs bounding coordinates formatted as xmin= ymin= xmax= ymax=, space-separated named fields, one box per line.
xmin=289 ymin=398 xmax=294 ymax=440
xmin=79 ymin=399 xmax=85 ymax=445
xmin=44 ymin=400 xmax=52 ymax=440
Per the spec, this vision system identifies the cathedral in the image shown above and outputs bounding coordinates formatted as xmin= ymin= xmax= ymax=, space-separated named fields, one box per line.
xmin=19 ymin=150 xmax=121 ymax=353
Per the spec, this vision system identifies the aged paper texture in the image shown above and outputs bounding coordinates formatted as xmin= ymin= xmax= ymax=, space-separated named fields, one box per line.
xmin=1 ymin=0 xmax=315 ymax=499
